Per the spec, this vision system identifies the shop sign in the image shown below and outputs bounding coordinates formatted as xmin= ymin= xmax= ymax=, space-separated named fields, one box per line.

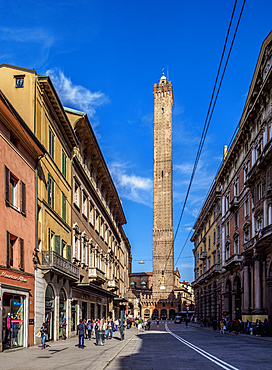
xmin=1 ymin=271 xmax=27 ymax=283
xmin=29 ymin=319 xmax=34 ymax=325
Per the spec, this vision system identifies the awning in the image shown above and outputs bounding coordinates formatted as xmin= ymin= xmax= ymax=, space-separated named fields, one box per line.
xmin=72 ymin=282 xmax=118 ymax=299
xmin=114 ymin=297 xmax=128 ymax=303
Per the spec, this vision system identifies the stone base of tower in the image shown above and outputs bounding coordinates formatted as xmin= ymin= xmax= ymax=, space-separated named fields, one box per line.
xmin=136 ymin=292 xmax=181 ymax=320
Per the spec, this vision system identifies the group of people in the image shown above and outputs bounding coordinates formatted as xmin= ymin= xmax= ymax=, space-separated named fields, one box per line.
xmin=202 ymin=316 xmax=270 ymax=337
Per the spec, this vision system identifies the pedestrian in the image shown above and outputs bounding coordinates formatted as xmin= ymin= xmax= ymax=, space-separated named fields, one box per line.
xmin=106 ymin=318 xmax=112 ymax=340
xmin=76 ymin=319 xmax=86 ymax=349
xmin=220 ymin=320 xmax=225 ymax=334
xmin=114 ymin=318 xmax=119 ymax=332
xmin=234 ymin=319 xmax=239 ymax=335
xmin=245 ymin=319 xmax=250 ymax=334
xmin=94 ymin=319 xmax=100 ymax=338
xmin=60 ymin=318 xmax=67 ymax=340
xmin=40 ymin=323 xmax=47 ymax=350
xmin=87 ymin=320 xmax=92 ymax=340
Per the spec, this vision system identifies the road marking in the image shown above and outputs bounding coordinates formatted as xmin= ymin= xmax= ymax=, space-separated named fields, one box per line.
xmin=165 ymin=322 xmax=239 ymax=370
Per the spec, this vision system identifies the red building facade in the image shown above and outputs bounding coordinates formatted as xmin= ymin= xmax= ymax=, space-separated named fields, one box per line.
xmin=0 ymin=91 xmax=45 ymax=350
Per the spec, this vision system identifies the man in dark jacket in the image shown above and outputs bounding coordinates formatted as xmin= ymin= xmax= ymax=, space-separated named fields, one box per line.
xmin=77 ymin=319 xmax=86 ymax=348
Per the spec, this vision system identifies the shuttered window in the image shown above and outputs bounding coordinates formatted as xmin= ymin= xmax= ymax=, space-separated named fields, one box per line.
xmin=48 ymin=127 xmax=55 ymax=159
xmin=66 ymin=245 xmax=72 ymax=262
xmin=6 ymin=231 xmax=10 ymax=267
xmin=47 ymin=173 xmax=54 ymax=209
xmin=54 ymin=235 xmax=61 ymax=255
xmin=5 ymin=166 xmax=10 ymax=204
xmin=21 ymin=181 xmax=26 ymax=216
xmin=62 ymin=150 xmax=67 ymax=179
xmin=62 ymin=192 xmax=66 ymax=222
xmin=19 ymin=238 xmax=24 ymax=271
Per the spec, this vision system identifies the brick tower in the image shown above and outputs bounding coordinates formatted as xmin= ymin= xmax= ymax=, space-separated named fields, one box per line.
xmin=152 ymin=71 xmax=174 ymax=298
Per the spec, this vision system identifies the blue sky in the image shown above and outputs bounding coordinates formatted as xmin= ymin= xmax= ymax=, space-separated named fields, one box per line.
xmin=1 ymin=0 xmax=271 ymax=282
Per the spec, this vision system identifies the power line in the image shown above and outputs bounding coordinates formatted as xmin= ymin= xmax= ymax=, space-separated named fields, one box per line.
xmin=163 ymin=0 xmax=246 ymax=272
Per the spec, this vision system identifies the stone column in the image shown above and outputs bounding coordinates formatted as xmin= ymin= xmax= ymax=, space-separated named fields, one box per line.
xmin=232 ymin=292 xmax=236 ymax=320
xmin=55 ymin=295 xmax=60 ymax=341
xmin=243 ymin=264 xmax=250 ymax=313
xmin=254 ymin=254 xmax=262 ymax=312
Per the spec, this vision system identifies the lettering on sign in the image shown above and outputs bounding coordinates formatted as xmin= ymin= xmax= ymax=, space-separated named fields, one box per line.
xmin=0 ymin=271 xmax=27 ymax=283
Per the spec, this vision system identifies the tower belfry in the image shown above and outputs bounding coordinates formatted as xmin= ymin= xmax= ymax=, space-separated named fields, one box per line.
xmin=152 ymin=72 xmax=174 ymax=298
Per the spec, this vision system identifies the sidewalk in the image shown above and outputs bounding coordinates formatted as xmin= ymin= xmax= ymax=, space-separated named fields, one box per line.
xmin=188 ymin=322 xmax=272 ymax=342
xmin=0 ymin=327 xmax=137 ymax=370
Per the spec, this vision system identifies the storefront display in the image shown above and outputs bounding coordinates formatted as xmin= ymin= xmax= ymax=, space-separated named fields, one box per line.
xmin=59 ymin=288 xmax=66 ymax=338
xmin=2 ymin=293 xmax=24 ymax=349
xmin=45 ymin=285 xmax=54 ymax=341
xmin=71 ymin=300 xmax=77 ymax=332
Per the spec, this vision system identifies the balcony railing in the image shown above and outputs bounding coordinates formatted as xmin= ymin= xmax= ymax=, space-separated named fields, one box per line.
xmin=41 ymin=250 xmax=79 ymax=281
xmin=229 ymin=195 xmax=239 ymax=211
xmin=88 ymin=267 xmax=106 ymax=285
xmin=225 ymin=253 xmax=243 ymax=269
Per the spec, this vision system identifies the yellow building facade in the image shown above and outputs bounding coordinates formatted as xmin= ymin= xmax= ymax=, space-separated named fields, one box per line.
xmin=0 ymin=64 xmax=79 ymax=342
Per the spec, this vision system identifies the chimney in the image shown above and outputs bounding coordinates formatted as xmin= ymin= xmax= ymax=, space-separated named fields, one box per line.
xmin=224 ymin=145 xmax=228 ymax=160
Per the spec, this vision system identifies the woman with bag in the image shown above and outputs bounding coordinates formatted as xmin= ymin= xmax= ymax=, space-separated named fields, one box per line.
xmin=40 ymin=323 xmax=47 ymax=349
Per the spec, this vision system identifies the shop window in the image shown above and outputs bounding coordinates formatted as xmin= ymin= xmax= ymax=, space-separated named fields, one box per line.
xmin=2 ymin=293 xmax=25 ymax=349
xmin=59 ymin=288 xmax=67 ymax=339
xmin=71 ymin=300 xmax=77 ymax=331
xmin=45 ymin=285 xmax=55 ymax=341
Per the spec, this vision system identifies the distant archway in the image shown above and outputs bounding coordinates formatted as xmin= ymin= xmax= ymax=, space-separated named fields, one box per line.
xmin=161 ymin=309 xmax=167 ymax=320
xmin=152 ymin=309 xmax=159 ymax=319
xmin=144 ymin=309 xmax=150 ymax=318
xmin=169 ymin=309 xmax=175 ymax=320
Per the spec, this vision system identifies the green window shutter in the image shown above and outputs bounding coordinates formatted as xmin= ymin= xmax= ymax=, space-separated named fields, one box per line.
xmin=21 ymin=181 xmax=26 ymax=216
xmin=52 ymin=133 xmax=55 ymax=159
xmin=54 ymin=235 xmax=61 ymax=255
xmin=62 ymin=151 xmax=66 ymax=178
xmin=62 ymin=193 xmax=66 ymax=222
xmin=5 ymin=165 xmax=10 ymax=204
xmin=52 ymin=180 xmax=54 ymax=209
xmin=6 ymin=231 xmax=10 ymax=267
xmin=66 ymin=245 xmax=71 ymax=262
xmin=47 ymin=173 xmax=50 ymax=204
xmin=49 ymin=127 xmax=51 ymax=157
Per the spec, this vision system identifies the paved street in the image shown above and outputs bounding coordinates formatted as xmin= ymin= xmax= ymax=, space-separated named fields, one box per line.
xmin=107 ymin=321 xmax=272 ymax=370
xmin=1 ymin=322 xmax=272 ymax=370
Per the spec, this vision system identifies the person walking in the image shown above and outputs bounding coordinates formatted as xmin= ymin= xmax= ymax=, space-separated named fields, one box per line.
xmin=94 ymin=319 xmax=100 ymax=338
xmin=114 ymin=318 xmax=119 ymax=332
xmin=76 ymin=319 xmax=86 ymax=349
xmin=87 ymin=320 xmax=92 ymax=340
xmin=40 ymin=323 xmax=47 ymax=350
xmin=60 ymin=318 xmax=67 ymax=340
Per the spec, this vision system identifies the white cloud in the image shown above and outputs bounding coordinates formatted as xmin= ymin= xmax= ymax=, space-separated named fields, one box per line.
xmin=46 ymin=68 xmax=109 ymax=118
xmin=109 ymin=162 xmax=153 ymax=206
xmin=1 ymin=28 xmax=54 ymax=66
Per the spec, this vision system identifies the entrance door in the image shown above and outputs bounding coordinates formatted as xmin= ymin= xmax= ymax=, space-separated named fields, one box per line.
xmin=59 ymin=288 xmax=67 ymax=338
xmin=82 ymin=301 xmax=87 ymax=321
xmin=45 ymin=285 xmax=55 ymax=341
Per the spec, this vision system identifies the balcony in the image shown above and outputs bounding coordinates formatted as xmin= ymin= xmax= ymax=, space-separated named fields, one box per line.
xmin=107 ymin=278 xmax=119 ymax=291
xmin=229 ymin=195 xmax=239 ymax=211
xmin=41 ymin=250 xmax=79 ymax=281
xmin=88 ymin=267 xmax=106 ymax=285
xmin=225 ymin=254 xmax=243 ymax=269
xmin=199 ymin=251 xmax=207 ymax=260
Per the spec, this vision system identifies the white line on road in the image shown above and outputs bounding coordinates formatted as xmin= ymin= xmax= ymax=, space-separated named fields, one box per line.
xmin=165 ymin=322 xmax=240 ymax=370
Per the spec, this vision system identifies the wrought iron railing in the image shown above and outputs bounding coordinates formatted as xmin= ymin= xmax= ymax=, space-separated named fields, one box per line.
xmin=41 ymin=250 xmax=79 ymax=280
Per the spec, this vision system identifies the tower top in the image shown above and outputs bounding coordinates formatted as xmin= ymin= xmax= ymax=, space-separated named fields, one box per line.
xmin=160 ymin=69 xmax=167 ymax=83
